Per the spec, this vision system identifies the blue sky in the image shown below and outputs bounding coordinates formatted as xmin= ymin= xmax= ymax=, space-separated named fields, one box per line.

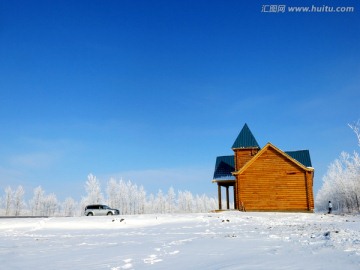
xmin=0 ymin=0 xmax=359 ymax=201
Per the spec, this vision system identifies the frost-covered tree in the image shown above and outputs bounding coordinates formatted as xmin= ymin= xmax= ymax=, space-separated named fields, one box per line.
xmin=207 ymin=196 xmax=218 ymax=211
xmin=316 ymin=122 xmax=360 ymax=213
xmin=30 ymin=186 xmax=45 ymax=216
xmin=0 ymin=173 xmax=220 ymax=216
xmin=84 ymin=173 xmax=103 ymax=205
xmin=79 ymin=197 xmax=89 ymax=216
xmin=137 ymin=185 xmax=146 ymax=214
xmin=154 ymin=189 xmax=165 ymax=214
xmin=349 ymin=119 xmax=360 ymax=147
xmin=82 ymin=174 xmax=219 ymax=215
xmin=166 ymin=187 xmax=176 ymax=213
xmin=128 ymin=181 xmax=138 ymax=214
xmin=13 ymin=185 xmax=25 ymax=216
xmin=42 ymin=193 xmax=58 ymax=216
xmin=106 ymin=178 xmax=119 ymax=209
xmin=62 ymin=197 xmax=77 ymax=216
xmin=146 ymin=193 xmax=156 ymax=213
xmin=119 ymin=179 xmax=128 ymax=214
xmin=4 ymin=186 xmax=13 ymax=216
xmin=195 ymin=194 xmax=208 ymax=213
xmin=178 ymin=190 xmax=194 ymax=213
xmin=104 ymin=178 xmax=147 ymax=215
xmin=316 ymin=152 xmax=360 ymax=213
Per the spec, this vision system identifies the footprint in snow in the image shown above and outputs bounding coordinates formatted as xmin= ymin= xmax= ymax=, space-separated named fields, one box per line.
xmin=122 ymin=258 xmax=133 ymax=269
xmin=121 ymin=263 xmax=133 ymax=269
xmin=110 ymin=259 xmax=133 ymax=270
xmin=143 ymin=254 xmax=162 ymax=264
xmin=112 ymin=218 xmax=125 ymax=222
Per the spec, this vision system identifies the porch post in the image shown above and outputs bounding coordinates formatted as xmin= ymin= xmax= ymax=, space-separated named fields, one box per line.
xmin=218 ymin=184 xmax=222 ymax=210
xmin=226 ymin=186 xmax=230 ymax=209
xmin=233 ymin=185 xmax=237 ymax=209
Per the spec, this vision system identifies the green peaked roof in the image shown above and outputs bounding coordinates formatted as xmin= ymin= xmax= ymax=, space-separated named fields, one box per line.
xmin=213 ymin=155 xmax=236 ymax=180
xmin=232 ymin=123 xmax=260 ymax=149
xmin=285 ymin=150 xmax=312 ymax=167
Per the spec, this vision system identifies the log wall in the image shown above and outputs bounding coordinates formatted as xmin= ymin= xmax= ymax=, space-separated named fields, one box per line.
xmin=236 ymin=147 xmax=314 ymax=212
xmin=234 ymin=148 xmax=259 ymax=171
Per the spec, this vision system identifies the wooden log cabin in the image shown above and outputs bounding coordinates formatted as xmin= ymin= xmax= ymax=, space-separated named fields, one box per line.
xmin=212 ymin=124 xmax=314 ymax=212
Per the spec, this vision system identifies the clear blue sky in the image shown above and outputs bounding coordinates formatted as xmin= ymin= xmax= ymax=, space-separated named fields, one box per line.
xmin=1 ymin=0 xmax=359 ymax=201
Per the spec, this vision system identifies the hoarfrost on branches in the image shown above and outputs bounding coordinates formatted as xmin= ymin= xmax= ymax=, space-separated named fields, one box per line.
xmin=30 ymin=186 xmax=45 ymax=216
xmin=62 ymin=197 xmax=77 ymax=216
xmin=316 ymin=121 xmax=360 ymax=213
xmin=1 ymin=175 xmax=218 ymax=216
xmin=83 ymin=173 xmax=103 ymax=205
xmin=348 ymin=119 xmax=360 ymax=147
xmin=13 ymin=186 xmax=25 ymax=216
xmin=4 ymin=186 xmax=13 ymax=216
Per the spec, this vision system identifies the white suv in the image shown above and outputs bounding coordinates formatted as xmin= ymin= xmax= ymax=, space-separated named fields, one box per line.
xmin=84 ymin=204 xmax=120 ymax=216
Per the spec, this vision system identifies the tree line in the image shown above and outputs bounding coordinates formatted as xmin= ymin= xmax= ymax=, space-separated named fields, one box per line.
xmin=316 ymin=120 xmax=360 ymax=213
xmin=0 ymin=174 xmax=218 ymax=216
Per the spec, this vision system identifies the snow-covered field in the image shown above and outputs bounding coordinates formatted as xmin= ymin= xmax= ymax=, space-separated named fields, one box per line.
xmin=0 ymin=212 xmax=359 ymax=269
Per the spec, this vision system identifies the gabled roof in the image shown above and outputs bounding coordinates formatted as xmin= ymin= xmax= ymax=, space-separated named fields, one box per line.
xmin=232 ymin=123 xmax=260 ymax=149
xmin=233 ymin=142 xmax=314 ymax=175
xmin=213 ymin=155 xmax=236 ymax=180
xmin=285 ymin=150 xmax=312 ymax=167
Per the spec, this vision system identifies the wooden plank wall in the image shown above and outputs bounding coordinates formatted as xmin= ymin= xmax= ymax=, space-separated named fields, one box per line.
xmin=236 ymin=147 xmax=314 ymax=211
xmin=234 ymin=148 xmax=259 ymax=171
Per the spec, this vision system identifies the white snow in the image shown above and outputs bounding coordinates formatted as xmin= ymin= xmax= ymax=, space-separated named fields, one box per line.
xmin=0 ymin=212 xmax=359 ymax=269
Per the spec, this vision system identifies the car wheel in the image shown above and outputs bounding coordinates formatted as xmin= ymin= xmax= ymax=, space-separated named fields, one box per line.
xmin=87 ymin=212 xmax=93 ymax=216
xmin=107 ymin=212 xmax=113 ymax=215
